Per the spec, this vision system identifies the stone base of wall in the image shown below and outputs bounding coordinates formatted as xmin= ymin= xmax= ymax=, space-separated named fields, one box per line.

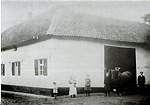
xmin=1 ymin=84 xmax=105 ymax=96
xmin=2 ymin=84 xmax=150 ymax=96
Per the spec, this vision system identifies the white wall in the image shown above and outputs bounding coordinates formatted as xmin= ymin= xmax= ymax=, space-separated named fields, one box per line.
xmin=136 ymin=48 xmax=150 ymax=84
xmin=1 ymin=38 xmax=104 ymax=88
xmin=1 ymin=38 xmax=150 ymax=89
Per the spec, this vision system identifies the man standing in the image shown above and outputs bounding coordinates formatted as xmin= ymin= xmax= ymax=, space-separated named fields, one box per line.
xmin=138 ymin=71 xmax=145 ymax=94
xmin=115 ymin=67 xmax=122 ymax=96
xmin=104 ymin=70 xmax=111 ymax=96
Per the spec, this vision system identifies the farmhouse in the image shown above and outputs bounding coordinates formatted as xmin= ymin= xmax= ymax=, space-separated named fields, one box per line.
xmin=1 ymin=7 xmax=150 ymax=95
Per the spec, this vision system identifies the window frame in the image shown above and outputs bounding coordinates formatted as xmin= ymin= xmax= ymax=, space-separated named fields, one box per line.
xmin=34 ymin=58 xmax=47 ymax=76
xmin=12 ymin=61 xmax=21 ymax=76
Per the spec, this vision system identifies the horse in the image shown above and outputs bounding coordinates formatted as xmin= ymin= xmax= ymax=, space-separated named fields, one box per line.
xmin=110 ymin=69 xmax=132 ymax=95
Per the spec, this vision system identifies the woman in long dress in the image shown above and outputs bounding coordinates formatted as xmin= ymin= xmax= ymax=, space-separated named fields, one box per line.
xmin=69 ymin=76 xmax=77 ymax=98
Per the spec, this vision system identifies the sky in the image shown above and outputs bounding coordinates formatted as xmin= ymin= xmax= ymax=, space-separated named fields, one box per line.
xmin=1 ymin=0 xmax=150 ymax=32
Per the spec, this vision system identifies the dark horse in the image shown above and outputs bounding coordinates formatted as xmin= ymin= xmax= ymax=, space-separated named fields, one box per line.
xmin=110 ymin=69 xmax=132 ymax=95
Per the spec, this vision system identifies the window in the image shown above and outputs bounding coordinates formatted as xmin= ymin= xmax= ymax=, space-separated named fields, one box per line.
xmin=34 ymin=59 xmax=47 ymax=76
xmin=12 ymin=61 xmax=21 ymax=76
xmin=1 ymin=64 xmax=5 ymax=76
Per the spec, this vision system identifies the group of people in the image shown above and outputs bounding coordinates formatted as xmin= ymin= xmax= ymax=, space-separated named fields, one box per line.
xmin=52 ymin=74 xmax=91 ymax=99
xmin=52 ymin=70 xmax=146 ymax=99
xmin=104 ymin=67 xmax=146 ymax=97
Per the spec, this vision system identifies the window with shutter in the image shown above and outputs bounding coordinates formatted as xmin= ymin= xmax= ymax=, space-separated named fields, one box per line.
xmin=12 ymin=61 xmax=21 ymax=76
xmin=34 ymin=59 xmax=47 ymax=76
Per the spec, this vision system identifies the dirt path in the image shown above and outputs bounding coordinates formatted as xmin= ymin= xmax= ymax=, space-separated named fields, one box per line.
xmin=1 ymin=92 xmax=150 ymax=105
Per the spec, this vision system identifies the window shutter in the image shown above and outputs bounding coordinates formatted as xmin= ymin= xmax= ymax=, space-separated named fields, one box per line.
xmin=34 ymin=60 xmax=38 ymax=76
xmin=12 ymin=62 xmax=15 ymax=75
xmin=1 ymin=64 xmax=3 ymax=76
xmin=3 ymin=64 xmax=5 ymax=76
xmin=18 ymin=62 xmax=21 ymax=76
xmin=1 ymin=64 xmax=5 ymax=76
xmin=43 ymin=59 xmax=47 ymax=76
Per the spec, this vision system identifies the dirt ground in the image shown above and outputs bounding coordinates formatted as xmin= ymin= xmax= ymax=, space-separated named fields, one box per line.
xmin=1 ymin=92 xmax=150 ymax=105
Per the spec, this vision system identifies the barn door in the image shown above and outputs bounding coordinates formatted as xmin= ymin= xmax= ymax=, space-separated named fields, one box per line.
xmin=104 ymin=45 xmax=136 ymax=85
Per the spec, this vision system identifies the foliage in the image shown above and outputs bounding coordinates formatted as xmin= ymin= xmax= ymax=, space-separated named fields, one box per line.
xmin=142 ymin=13 xmax=150 ymax=24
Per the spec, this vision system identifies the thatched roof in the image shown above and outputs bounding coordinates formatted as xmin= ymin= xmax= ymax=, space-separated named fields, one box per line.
xmin=1 ymin=7 xmax=150 ymax=49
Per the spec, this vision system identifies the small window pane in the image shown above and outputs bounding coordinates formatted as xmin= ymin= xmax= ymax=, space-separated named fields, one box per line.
xmin=40 ymin=59 xmax=42 ymax=64
xmin=40 ymin=66 xmax=43 ymax=75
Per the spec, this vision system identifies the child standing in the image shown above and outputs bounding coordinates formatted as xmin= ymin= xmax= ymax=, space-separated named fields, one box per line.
xmin=84 ymin=74 xmax=91 ymax=96
xmin=53 ymin=82 xmax=58 ymax=99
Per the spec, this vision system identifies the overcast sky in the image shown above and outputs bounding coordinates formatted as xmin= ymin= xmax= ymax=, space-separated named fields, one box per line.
xmin=1 ymin=0 xmax=150 ymax=32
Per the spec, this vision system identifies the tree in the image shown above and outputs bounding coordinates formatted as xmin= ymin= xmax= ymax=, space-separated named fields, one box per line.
xmin=142 ymin=13 xmax=150 ymax=24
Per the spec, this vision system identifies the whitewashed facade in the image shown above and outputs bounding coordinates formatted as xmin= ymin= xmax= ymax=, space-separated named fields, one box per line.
xmin=2 ymin=37 xmax=150 ymax=89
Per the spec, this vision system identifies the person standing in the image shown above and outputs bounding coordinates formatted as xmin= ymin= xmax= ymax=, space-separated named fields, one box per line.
xmin=104 ymin=70 xmax=111 ymax=96
xmin=53 ymin=82 xmax=58 ymax=99
xmin=115 ymin=67 xmax=122 ymax=96
xmin=138 ymin=71 xmax=145 ymax=94
xmin=69 ymin=75 xmax=77 ymax=98
xmin=84 ymin=74 xmax=91 ymax=96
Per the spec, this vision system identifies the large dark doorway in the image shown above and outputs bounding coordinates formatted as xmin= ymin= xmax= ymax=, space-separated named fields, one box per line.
xmin=104 ymin=46 xmax=136 ymax=85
